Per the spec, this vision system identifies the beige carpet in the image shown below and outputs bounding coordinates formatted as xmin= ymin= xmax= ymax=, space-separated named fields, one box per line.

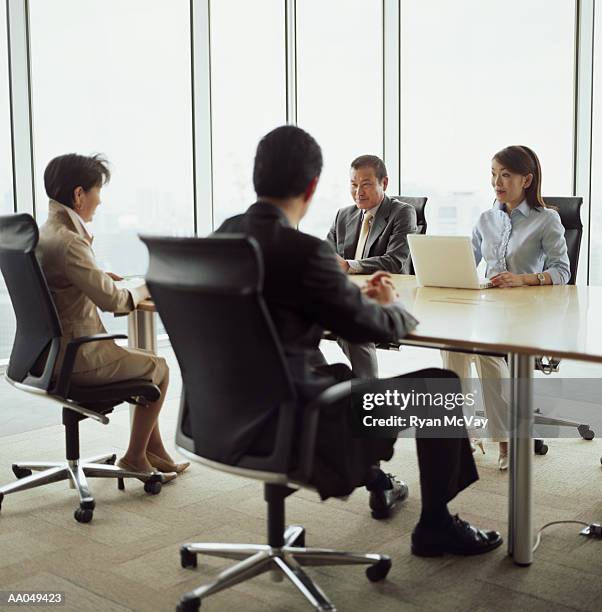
xmin=0 ymin=349 xmax=601 ymax=612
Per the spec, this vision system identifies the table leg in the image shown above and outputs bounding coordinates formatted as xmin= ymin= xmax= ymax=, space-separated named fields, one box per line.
xmin=507 ymin=353 xmax=515 ymax=558
xmin=508 ymin=353 xmax=534 ymax=566
xmin=127 ymin=310 xmax=157 ymax=353
xmin=127 ymin=310 xmax=157 ymax=423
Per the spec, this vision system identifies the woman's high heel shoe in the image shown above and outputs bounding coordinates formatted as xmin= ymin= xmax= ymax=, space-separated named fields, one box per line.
xmin=146 ymin=451 xmax=190 ymax=474
xmin=471 ymin=439 xmax=485 ymax=454
xmin=117 ymin=458 xmax=177 ymax=483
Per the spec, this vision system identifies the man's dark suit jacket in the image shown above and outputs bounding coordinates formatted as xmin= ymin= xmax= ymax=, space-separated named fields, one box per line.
xmin=217 ymin=201 xmax=417 ymax=398
xmin=215 ymin=201 xmax=418 ymax=498
xmin=326 ymin=195 xmax=417 ymax=274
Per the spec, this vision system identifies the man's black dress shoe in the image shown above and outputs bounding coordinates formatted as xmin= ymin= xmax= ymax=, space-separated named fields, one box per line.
xmin=411 ymin=514 xmax=503 ymax=556
xmin=368 ymin=473 xmax=409 ymax=519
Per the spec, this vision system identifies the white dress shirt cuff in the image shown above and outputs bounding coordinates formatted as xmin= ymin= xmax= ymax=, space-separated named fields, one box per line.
xmin=347 ymin=259 xmax=363 ymax=274
xmin=545 ymin=268 xmax=563 ymax=286
xmin=127 ymin=281 xmax=151 ymax=307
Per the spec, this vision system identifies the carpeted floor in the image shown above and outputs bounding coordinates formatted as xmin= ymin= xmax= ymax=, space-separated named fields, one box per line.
xmin=0 ymin=345 xmax=601 ymax=612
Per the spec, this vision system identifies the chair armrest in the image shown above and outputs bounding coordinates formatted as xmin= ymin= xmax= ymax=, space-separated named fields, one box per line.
xmin=296 ymin=380 xmax=352 ymax=482
xmin=54 ymin=333 xmax=128 ymax=398
xmin=323 ymin=330 xmax=401 ymax=352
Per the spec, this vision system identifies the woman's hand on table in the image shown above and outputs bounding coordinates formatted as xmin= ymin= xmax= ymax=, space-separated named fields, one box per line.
xmin=489 ymin=272 xmax=525 ymax=288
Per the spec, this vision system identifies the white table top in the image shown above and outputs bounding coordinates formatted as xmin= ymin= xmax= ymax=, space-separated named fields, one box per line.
xmin=351 ymin=275 xmax=602 ymax=363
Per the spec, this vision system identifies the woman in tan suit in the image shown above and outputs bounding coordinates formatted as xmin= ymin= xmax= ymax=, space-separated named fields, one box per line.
xmin=37 ymin=153 xmax=188 ymax=478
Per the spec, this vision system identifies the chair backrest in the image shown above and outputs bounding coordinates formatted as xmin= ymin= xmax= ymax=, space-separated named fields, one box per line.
xmin=141 ymin=234 xmax=298 ymax=474
xmin=390 ymin=195 xmax=428 ymax=275
xmin=0 ymin=214 xmax=61 ymax=389
xmin=544 ymin=197 xmax=583 ymax=285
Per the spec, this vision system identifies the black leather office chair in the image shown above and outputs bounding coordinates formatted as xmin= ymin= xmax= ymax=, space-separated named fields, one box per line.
xmin=390 ymin=195 xmax=428 ymax=276
xmin=531 ymin=197 xmax=594 ymax=454
xmin=0 ymin=214 xmax=167 ymax=523
xmin=141 ymin=235 xmax=392 ymax=612
xmin=545 ymin=196 xmax=582 ymax=286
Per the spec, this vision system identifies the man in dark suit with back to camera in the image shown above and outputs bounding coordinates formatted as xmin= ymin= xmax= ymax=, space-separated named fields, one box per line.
xmin=326 ymin=156 xmax=417 ymax=378
xmin=216 ymin=125 xmax=502 ymax=556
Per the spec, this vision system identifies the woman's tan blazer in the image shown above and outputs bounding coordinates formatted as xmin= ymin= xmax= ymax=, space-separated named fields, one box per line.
xmin=37 ymin=200 xmax=148 ymax=376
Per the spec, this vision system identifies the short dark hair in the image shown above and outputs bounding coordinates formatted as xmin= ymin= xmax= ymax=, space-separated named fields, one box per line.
xmin=44 ymin=153 xmax=111 ymax=208
xmin=253 ymin=125 xmax=323 ymax=198
xmin=350 ymin=154 xmax=388 ymax=182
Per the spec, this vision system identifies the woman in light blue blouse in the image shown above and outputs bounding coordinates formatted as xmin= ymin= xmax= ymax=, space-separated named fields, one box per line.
xmin=442 ymin=145 xmax=570 ymax=470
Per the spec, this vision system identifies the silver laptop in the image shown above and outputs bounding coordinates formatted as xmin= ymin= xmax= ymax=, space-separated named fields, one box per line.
xmin=408 ymin=235 xmax=494 ymax=289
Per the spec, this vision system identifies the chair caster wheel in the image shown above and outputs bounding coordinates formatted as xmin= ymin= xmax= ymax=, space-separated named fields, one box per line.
xmin=74 ymin=508 xmax=93 ymax=523
xmin=177 ymin=596 xmax=200 ymax=611
xmin=12 ymin=465 xmax=32 ymax=479
xmin=534 ymin=440 xmax=548 ymax=455
xmin=365 ymin=557 xmax=392 ymax=582
xmin=144 ymin=480 xmax=162 ymax=495
xmin=578 ymin=425 xmax=595 ymax=440
xmin=181 ymin=547 xmax=198 ymax=569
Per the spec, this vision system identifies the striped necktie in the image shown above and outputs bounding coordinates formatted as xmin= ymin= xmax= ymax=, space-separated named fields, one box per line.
xmin=354 ymin=210 xmax=374 ymax=260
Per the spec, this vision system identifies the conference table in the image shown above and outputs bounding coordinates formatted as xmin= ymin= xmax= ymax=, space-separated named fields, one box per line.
xmin=128 ymin=275 xmax=602 ymax=566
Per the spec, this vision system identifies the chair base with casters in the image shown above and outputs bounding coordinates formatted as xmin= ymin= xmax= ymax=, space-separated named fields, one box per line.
xmin=533 ymin=409 xmax=595 ymax=456
xmin=177 ymin=481 xmax=391 ymax=612
xmin=533 ymin=354 xmax=595 ymax=452
xmin=0 ymin=377 xmax=168 ymax=523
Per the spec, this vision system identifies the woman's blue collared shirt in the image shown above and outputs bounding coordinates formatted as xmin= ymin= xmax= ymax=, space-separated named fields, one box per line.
xmin=472 ymin=200 xmax=570 ymax=285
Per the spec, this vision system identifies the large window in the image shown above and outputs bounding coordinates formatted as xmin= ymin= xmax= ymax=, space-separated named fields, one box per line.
xmin=589 ymin=4 xmax=602 ymax=286
xmin=28 ymin=0 xmax=193 ymax=337
xmin=0 ymin=0 xmax=15 ymax=361
xmin=297 ymin=0 xmax=383 ymax=238
xmin=401 ymin=0 xmax=575 ymax=237
xmin=0 ymin=0 xmax=597 ymax=368
xmin=0 ymin=1 xmax=11 ymax=216
xmin=210 ymin=0 xmax=286 ymax=228
xmin=29 ymin=0 xmax=194 ymax=276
